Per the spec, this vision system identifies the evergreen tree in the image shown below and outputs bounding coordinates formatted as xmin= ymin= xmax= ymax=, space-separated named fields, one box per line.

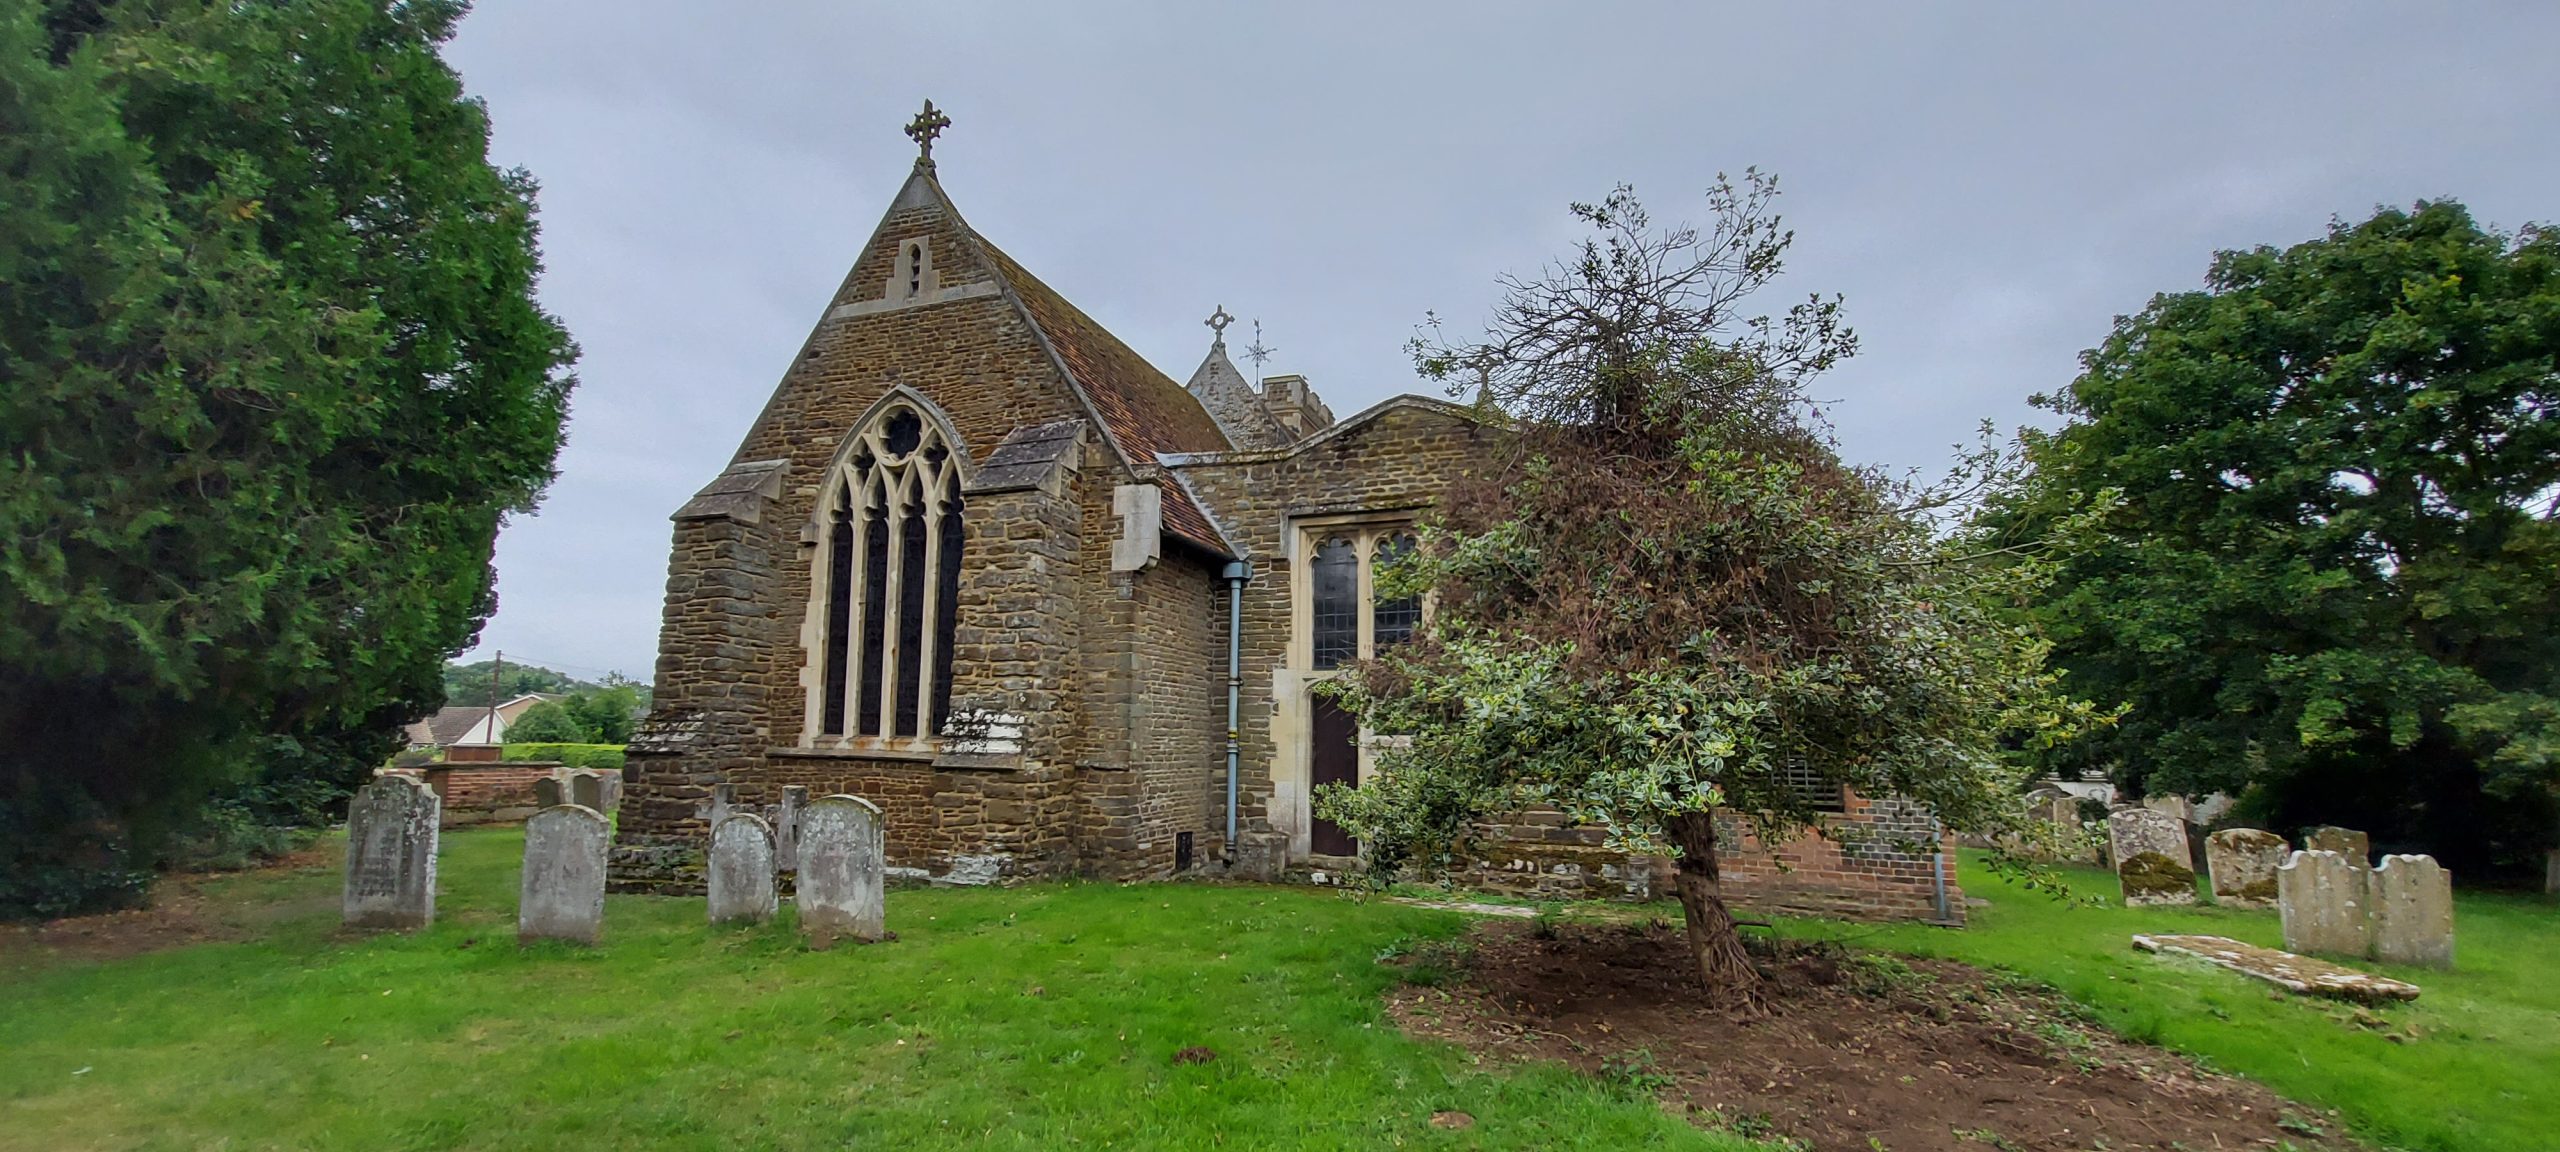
xmin=0 ymin=0 xmax=576 ymax=916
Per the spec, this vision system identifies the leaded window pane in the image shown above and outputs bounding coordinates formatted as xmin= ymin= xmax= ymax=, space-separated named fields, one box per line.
xmin=857 ymin=498 xmax=890 ymax=736
xmin=1372 ymin=533 xmax=1421 ymax=651
xmin=893 ymin=499 xmax=929 ymax=738
xmin=930 ymin=501 xmax=964 ymax=734
xmin=1311 ymin=536 xmax=1359 ymax=670
xmin=821 ymin=487 xmax=856 ymax=735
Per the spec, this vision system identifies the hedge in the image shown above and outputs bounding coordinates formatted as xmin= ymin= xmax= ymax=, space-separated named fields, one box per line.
xmin=500 ymin=743 xmax=626 ymax=772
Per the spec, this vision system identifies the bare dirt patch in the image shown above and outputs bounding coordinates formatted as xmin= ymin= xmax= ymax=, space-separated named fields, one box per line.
xmin=1387 ymin=919 xmax=2361 ymax=1151
xmin=0 ymin=847 xmax=334 ymax=969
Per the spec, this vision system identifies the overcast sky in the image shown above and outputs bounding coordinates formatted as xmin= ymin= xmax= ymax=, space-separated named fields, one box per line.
xmin=440 ymin=2 xmax=2560 ymax=683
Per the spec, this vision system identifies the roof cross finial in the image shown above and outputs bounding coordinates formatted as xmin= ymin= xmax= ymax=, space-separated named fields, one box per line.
xmin=904 ymin=99 xmax=952 ymax=167
xmin=1205 ymin=305 xmax=1236 ymax=346
xmin=1244 ymin=320 xmax=1275 ymax=378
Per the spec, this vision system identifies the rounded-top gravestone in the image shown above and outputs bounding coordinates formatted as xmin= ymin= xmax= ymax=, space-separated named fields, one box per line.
xmin=2371 ymin=854 xmax=2454 ymax=969
xmin=519 ymin=804 xmax=609 ymax=945
xmin=2204 ymin=828 xmax=2288 ymax=909
xmin=796 ymin=795 xmax=886 ymax=948
xmin=2278 ymin=849 xmax=2371 ymax=959
xmin=708 ymin=813 xmax=779 ymax=926
xmin=2107 ymin=806 xmax=2197 ymax=906
xmin=532 ymin=776 xmax=566 ymax=810
xmin=343 ymin=775 xmax=440 ymax=930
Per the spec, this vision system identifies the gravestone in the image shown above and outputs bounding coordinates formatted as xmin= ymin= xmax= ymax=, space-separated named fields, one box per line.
xmin=2302 ymin=826 xmax=2370 ymax=866
xmin=707 ymin=814 xmax=779 ymax=925
xmin=776 ymin=785 xmax=808 ymax=874
xmin=570 ymin=769 xmax=621 ymax=817
xmin=2278 ymin=849 xmax=2372 ymax=959
xmin=343 ymin=775 xmax=440 ymax=929
xmin=2205 ymin=828 xmax=2288 ymax=908
xmin=796 ymin=795 xmax=886 ymax=947
xmin=532 ymin=776 xmax=566 ymax=810
xmin=2371 ymin=854 xmax=2454 ymax=969
xmin=518 ymin=805 xmax=608 ymax=945
xmin=2107 ymin=806 xmax=2197 ymax=905
xmin=708 ymin=782 xmax=737 ymax=830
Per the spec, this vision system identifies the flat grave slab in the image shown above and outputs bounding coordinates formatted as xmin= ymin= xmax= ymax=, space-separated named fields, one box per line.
xmin=2132 ymin=933 xmax=2419 ymax=1004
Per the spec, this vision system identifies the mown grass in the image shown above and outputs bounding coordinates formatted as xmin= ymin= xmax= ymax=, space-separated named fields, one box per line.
xmin=0 ymin=828 xmax=1749 ymax=1152
xmin=1779 ymin=853 xmax=2559 ymax=1152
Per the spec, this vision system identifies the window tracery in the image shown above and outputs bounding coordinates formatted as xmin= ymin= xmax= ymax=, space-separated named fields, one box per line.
xmin=814 ymin=401 xmax=963 ymax=742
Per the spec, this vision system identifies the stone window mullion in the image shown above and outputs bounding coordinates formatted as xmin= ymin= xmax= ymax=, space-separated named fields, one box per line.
xmin=841 ymin=470 xmax=877 ymax=738
xmin=911 ymin=466 xmax=948 ymax=740
xmin=877 ymin=470 xmax=912 ymax=737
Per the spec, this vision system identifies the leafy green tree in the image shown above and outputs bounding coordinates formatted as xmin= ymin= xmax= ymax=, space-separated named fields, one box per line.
xmin=1321 ymin=179 xmax=2090 ymax=1003
xmin=562 ymin=681 xmax=641 ymax=745
xmin=0 ymin=0 xmax=576 ymax=916
xmin=1990 ymin=202 xmax=2560 ymax=875
xmin=442 ymin=659 xmax=584 ymax=709
xmin=502 ymin=701 xmax=586 ymax=745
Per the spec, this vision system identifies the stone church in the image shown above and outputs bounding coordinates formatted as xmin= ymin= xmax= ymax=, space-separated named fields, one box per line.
xmin=610 ymin=107 xmax=1961 ymax=923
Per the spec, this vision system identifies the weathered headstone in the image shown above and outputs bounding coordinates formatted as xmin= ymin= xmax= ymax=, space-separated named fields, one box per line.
xmin=570 ymin=770 xmax=605 ymax=812
xmin=2371 ymin=854 xmax=2454 ymax=969
xmin=796 ymin=794 xmax=886 ymax=947
xmin=2278 ymin=849 xmax=2372 ymax=958
xmin=2205 ymin=828 xmax=2288 ymax=908
xmin=708 ymin=782 xmax=737 ymax=830
xmin=343 ymin=775 xmax=440 ymax=930
xmin=598 ymin=771 xmax=622 ymax=817
xmin=707 ymin=813 xmax=779 ymax=925
xmin=2108 ymin=807 xmax=2197 ymax=905
xmin=2302 ymin=826 xmax=2370 ymax=866
xmin=518 ymin=805 xmax=608 ymax=945
xmin=532 ymin=775 xmax=566 ymax=810
xmin=776 ymin=785 xmax=807 ymax=874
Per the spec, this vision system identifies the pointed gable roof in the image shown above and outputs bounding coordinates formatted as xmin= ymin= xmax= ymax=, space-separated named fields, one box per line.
xmin=1183 ymin=337 xmax=1292 ymax=449
xmin=967 ymin=230 xmax=1233 ymax=553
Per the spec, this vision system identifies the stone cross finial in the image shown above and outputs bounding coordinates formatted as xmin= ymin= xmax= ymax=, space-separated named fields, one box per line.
xmin=904 ymin=100 xmax=952 ymax=165
xmin=1205 ymin=305 xmax=1235 ymax=344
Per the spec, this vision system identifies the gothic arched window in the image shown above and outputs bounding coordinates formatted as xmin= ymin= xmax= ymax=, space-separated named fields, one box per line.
xmin=815 ymin=402 xmax=964 ymax=741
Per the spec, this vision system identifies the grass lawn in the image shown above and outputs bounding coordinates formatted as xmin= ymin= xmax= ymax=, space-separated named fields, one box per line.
xmin=1779 ymin=853 xmax=2559 ymax=1152
xmin=0 ymin=827 xmax=1749 ymax=1152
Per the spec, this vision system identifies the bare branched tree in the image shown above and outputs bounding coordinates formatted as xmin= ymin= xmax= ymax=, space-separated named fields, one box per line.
xmin=1410 ymin=171 xmax=1855 ymax=440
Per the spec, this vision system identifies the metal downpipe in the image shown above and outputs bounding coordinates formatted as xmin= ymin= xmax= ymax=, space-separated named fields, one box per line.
xmin=1221 ymin=560 xmax=1252 ymax=864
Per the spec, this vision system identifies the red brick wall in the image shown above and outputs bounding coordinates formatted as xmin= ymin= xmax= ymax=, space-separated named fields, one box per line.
xmin=1447 ymin=794 xmax=1961 ymax=924
xmin=417 ymin=763 xmax=559 ymax=829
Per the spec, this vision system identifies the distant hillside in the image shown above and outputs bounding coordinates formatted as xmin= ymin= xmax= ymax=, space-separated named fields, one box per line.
xmin=441 ymin=659 xmax=649 ymax=710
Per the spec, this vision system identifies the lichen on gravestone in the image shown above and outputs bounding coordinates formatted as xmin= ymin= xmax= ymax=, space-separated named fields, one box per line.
xmin=708 ymin=813 xmax=779 ymax=926
xmin=343 ymin=775 xmax=440 ymax=930
xmin=519 ymin=805 xmax=609 ymax=946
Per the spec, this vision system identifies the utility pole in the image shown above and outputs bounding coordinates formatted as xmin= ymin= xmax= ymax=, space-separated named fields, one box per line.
xmin=486 ymin=650 xmax=504 ymax=744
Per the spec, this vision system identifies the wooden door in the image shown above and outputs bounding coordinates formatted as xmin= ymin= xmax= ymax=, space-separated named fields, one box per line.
xmin=1309 ymin=693 xmax=1359 ymax=857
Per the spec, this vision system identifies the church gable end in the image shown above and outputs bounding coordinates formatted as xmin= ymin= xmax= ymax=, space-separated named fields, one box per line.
xmin=614 ymin=106 xmax=1959 ymax=924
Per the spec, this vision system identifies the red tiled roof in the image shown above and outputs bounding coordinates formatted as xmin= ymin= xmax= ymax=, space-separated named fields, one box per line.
xmin=975 ymin=240 xmax=1232 ymax=554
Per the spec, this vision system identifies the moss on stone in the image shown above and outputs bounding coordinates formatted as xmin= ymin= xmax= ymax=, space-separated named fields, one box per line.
xmin=2119 ymin=851 xmax=2196 ymax=897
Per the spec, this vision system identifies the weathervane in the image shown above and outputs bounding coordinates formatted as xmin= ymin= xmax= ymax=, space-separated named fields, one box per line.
xmin=1205 ymin=305 xmax=1235 ymax=347
xmin=904 ymin=99 xmax=951 ymax=166
xmin=1244 ymin=320 xmax=1275 ymax=378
